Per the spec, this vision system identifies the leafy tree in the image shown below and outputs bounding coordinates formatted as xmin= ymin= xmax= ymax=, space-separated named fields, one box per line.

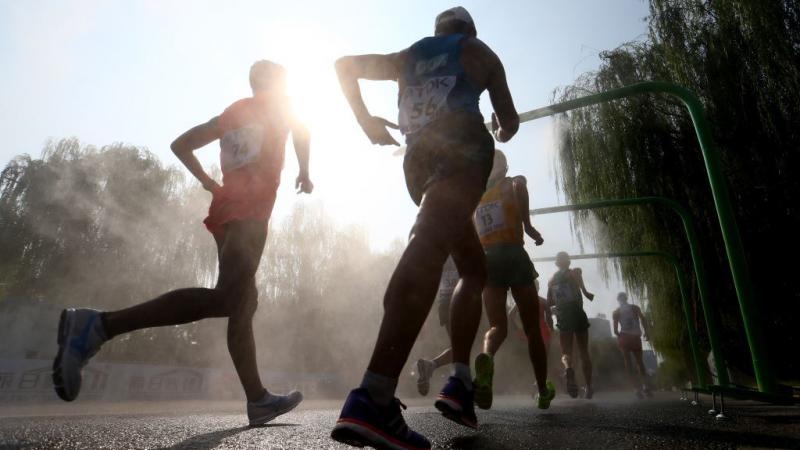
xmin=553 ymin=0 xmax=799 ymax=383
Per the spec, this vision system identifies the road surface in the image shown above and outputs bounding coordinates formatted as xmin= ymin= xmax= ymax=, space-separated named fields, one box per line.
xmin=1 ymin=393 xmax=798 ymax=449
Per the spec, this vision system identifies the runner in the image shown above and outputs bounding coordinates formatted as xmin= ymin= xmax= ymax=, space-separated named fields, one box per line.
xmin=330 ymin=6 xmax=520 ymax=449
xmin=546 ymin=252 xmax=596 ymax=399
xmin=471 ymin=150 xmax=555 ymax=411
xmin=52 ymin=61 xmax=312 ymax=425
xmin=415 ymin=257 xmax=458 ymax=396
xmin=612 ymin=292 xmax=653 ymax=399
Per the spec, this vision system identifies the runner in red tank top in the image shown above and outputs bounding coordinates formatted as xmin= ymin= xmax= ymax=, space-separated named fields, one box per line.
xmin=52 ymin=61 xmax=313 ymax=427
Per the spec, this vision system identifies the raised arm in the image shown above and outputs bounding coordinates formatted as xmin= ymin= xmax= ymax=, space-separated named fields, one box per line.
xmin=512 ymin=176 xmax=543 ymax=245
xmin=171 ymin=117 xmax=223 ymax=192
xmin=334 ymin=51 xmax=407 ymax=146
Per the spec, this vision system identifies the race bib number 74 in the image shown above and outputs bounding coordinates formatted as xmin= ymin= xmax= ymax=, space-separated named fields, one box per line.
xmin=220 ymin=124 xmax=264 ymax=172
xmin=399 ymin=76 xmax=456 ymax=134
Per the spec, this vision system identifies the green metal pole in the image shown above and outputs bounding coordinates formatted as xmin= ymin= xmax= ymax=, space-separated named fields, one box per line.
xmin=531 ymin=197 xmax=729 ymax=387
xmin=532 ymin=251 xmax=706 ymax=388
xmin=517 ymin=81 xmax=773 ymax=393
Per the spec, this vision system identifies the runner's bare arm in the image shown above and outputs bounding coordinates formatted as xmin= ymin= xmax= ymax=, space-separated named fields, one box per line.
xmin=512 ymin=176 xmax=543 ymax=245
xmin=334 ymin=51 xmax=407 ymax=146
xmin=171 ymin=117 xmax=223 ymax=192
xmin=572 ymin=268 xmax=595 ymax=301
xmin=612 ymin=309 xmax=621 ymax=336
xmin=637 ymin=306 xmax=651 ymax=340
xmin=464 ymin=40 xmax=519 ymax=142
xmin=291 ymin=121 xmax=313 ymax=194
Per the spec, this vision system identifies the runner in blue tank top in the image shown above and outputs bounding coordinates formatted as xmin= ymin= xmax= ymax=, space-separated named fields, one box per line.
xmin=331 ymin=6 xmax=520 ymax=449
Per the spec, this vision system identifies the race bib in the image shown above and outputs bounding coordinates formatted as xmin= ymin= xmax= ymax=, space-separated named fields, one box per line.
xmin=475 ymin=201 xmax=506 ymax=237
xmin=398 ymin=76 xmax=455 ymax=134
xmin=220 ymin=124 xmax=263 ymax=172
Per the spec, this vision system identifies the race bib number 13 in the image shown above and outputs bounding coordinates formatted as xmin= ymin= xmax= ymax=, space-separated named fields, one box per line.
xmin=399 ymin=76 xmax=456 ymax=133
xmin=475 ymin=201 xmax=506 ymax=236
xmin=220 ymin=124 xmax=263 ymax=172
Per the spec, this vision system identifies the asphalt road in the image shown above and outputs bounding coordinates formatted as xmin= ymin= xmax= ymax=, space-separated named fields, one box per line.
xmin=1 ymin=393 xmax=798 ymax=449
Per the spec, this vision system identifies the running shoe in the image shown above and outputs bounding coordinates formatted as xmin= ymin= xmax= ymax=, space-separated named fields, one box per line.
xmin=536 ymin=380 xmax=556 ymax=410
xmin=331 ymin=388 xmax=430 ymax=450
xmin=564 ymin=368 xmax=578 ymax=398
xmin=635 ymin=389 xmax=645 ymax=400
xmin=247 ymin=390 xmax=303 ymax=426
xmin=583 ymin=385 xmax=594 ymax=400
xmin=52 ymin=308 xmax=108 ymax=402
xmin=643 ymin=385 xmax=654 ymax=398
xmin=473 ymin=353 xmax=494 ymax=409
xmin=435 ymin=376 xmax=478 ymax=429
xmin=416 ymin=359 xmax=435 ymax=396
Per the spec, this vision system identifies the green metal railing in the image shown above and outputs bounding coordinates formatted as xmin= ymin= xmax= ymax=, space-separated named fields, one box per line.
xmin=517 ymin=81 xmax=774 ymax=393
xmin=531 ymin=197 xmax=728 ymax=387
xmin=532 ymin=251 xmax=707 ymax=388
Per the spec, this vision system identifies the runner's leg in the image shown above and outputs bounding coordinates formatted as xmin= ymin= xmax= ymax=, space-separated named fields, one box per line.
xmin=511 ymin=284 xmax=548 ymax=395
xmin=482 ymin=287 xmax=509 ymax=356
xmin=103 ymin=221 xmax=261 ymax=337
xmin=575 ymin=330 xmax=593 ymax=388
xmin=632 ymin=348 xmax=648 ymax=387
xmin=432 ymin=321 xmax=453 ymax=367
xmin=216 ymin=220 xmax=269 ymax=402
xmin=560 ymin=331 xmax=574 ymax=370
xmin=365 ymin=172 xmax=484 ymax=386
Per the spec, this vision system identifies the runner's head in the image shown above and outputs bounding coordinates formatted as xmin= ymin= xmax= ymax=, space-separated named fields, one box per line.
xmin=249 ymin=60 xmax=287 ymax=95
xmin=555 ymin=251 xmax=571 ymax=269
xmin=488 ymin=149 xmax=508 ymax=185
xmin=617 ymin=292 xmax=629 ymax=305
xmin=434 ymin=6 xmax=477 ymax=38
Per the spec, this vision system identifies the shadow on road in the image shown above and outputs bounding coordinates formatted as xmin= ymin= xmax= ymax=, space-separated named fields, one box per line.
xmin=160 ymin=423 xmax=299 ymax=450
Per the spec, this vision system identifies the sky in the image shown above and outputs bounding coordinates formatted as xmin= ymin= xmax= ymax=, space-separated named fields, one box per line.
xmin=0 ymin=0 xmax=654 ymax=331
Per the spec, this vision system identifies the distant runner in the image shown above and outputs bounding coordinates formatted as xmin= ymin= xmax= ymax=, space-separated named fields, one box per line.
xmin=471 ymin=150 xmax=555 ymax=411
xmin=52 ymin=61 xmax=312 ymax=425
xmin=331 ymin=6 xmax=520 ymax=449
xmin=612 ymin=292 xmax=653 ymax=399
xmin=546 ymin=252 xmax=596 ymax=399
xmin=415 ymin=257 xmax=458 ymax=396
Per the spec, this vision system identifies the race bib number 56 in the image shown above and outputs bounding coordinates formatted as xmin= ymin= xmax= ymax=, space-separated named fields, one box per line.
xmin=475 ymin=201 xmax=506 ymax=236
xmin=220 ymin=124 xmax=264 ymax=172
xmin=399 ymin=76 xmax=456 ymax=134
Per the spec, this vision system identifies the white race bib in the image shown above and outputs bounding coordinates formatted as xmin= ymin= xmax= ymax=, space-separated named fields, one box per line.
xmin=475 ymin=201 xmax=506 ymax=237
xmin=399 ymin=76 xmax=456 ymax=134
xmin=220 ymin=124 xmax=263 ymax=172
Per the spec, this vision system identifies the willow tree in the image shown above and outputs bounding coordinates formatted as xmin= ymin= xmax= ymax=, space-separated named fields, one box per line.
xmin=554 ymin=0 xmax=799 ymax=383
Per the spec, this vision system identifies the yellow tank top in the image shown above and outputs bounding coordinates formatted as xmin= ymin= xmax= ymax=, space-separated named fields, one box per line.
xmin=474 ymin=177 xmax=523 ymax=246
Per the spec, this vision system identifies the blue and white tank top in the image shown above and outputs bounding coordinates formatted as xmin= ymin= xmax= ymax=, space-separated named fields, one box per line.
xmin=398 ymin=34 xmax=483 ymax=140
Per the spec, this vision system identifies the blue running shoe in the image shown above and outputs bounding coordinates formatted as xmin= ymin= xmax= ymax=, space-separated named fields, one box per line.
xmin=331 ymin=388 xmax=431 ymax=450
xmin=52 ymin=308 xmax=108 ymax=402
xmin=434 ymin=377 xmax=477 ymax=429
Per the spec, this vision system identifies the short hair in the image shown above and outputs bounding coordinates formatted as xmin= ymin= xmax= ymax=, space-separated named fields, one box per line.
xmin=249 ymin=60 xmax=286 ymax=93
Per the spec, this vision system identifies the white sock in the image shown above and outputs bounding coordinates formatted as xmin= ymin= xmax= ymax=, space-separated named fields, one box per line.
xmin=453 ymin=363 xmax=473 ymax=390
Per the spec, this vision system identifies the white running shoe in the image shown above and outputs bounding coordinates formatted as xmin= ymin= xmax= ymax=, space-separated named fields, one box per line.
xmin=247 ymin=391 xmax=303 ymax=426
xmin=416 ymin=359 xmax=435 ymax=396
xmin=52 ymin=308 xmax=108 ymax=401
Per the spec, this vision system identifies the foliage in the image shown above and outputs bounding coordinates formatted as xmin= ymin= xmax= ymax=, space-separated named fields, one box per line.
xmin=553 ymin=0 xmax=799 ymax=382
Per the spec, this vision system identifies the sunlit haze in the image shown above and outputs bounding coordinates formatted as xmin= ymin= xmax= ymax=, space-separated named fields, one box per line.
xmin=0 ymin=0 xmax=651 ymax=326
